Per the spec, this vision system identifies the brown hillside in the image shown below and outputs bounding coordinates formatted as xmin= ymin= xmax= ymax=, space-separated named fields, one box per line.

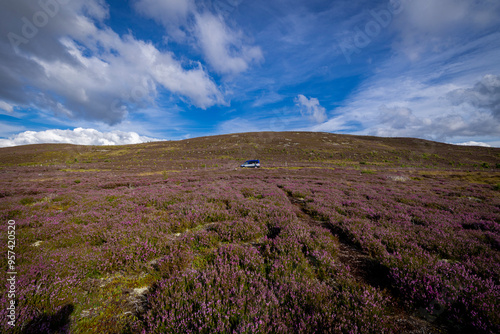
xmin=0 ymin=132 xmax=498 ymax=173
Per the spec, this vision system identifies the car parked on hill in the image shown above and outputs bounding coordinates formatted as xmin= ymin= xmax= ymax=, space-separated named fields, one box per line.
xmin=240 ymin=159 xmax=260 ymax=168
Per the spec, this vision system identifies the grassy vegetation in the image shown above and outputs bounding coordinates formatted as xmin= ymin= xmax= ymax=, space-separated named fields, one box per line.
xmin=0 ymin=132 xmax=499 ymax=333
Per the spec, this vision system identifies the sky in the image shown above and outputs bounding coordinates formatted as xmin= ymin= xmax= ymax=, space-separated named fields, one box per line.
xmin=1 ymin=0 xmax=500 ymax=147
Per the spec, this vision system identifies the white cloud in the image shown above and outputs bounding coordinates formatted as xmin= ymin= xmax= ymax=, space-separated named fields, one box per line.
xmin=0 ymin=128 xmax=162 ymax=147
xmin=133 ymin=0 xmax=263 ymax=76
xmin=454 ymin=141 xmax=491 ymax=147
xmin=194 ymin=13 xmax=263 ymax=75
xmin=312 ymin=114 xmax=352 ymax=133
xmin=311 ymin=21 xmax=500 ymax=144
xmin=0 ymin=100 xmax=14 ymax=113
xmin=378 ymin=105 xmax=422 ymax=130
xmin=448 ymin=74 xmax=500 ymax=119
xmin=0 ymin=0 xmax=224 ymax=125
xmin=312 ymin=74 xmax=500 ymax=141
xmin=151 ymin=55 xmax=225 ymax=108
xmin=295 ymin=94 xmax=327 ymax=123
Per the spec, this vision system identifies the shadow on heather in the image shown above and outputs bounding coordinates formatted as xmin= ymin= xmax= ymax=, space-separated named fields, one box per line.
xmin=22 ymin=304 xmax=74 ymax=334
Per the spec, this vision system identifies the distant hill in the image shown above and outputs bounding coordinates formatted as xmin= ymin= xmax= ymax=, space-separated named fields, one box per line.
xmin=1 ymin=132 xmax=498 ymax=172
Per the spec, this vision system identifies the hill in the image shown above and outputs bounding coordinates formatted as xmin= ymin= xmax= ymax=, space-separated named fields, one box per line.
xmin=0 ymin=132 xmax=499 ymax=333
xmin=0 ymin=131 xmax=499 ymax=170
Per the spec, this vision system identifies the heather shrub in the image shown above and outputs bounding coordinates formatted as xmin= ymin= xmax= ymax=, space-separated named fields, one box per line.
xmin=1 ymin=167 xmax=498 ymax=333
xmin=208 ymin=218 xmax=265 ymax=243
xmin=155 ymin=245 xmax=194 ymax=278
xmin=139 ymin=243 xmax=391 ymax=333
xmin=299 ymin=170 xmax=500 ymax=333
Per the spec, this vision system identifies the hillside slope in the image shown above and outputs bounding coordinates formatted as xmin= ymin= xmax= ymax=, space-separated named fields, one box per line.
xmin=0 ymin=132 xmax=499 ymax=171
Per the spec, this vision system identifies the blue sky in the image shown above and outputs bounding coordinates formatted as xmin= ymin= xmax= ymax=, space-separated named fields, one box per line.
xmin=1 ymin=0 xmax=500 ymax=147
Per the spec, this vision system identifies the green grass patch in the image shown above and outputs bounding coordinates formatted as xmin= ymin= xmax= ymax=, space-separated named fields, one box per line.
xmin=20 ymin=196 xmax=37 ymax=205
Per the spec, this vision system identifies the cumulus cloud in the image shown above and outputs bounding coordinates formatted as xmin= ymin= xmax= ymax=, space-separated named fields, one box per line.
xmin=133 ymin=0 xmax=263 ymax=75
xmin=194 ymin=12 xmax=263 ymax=75
xmin=448 ymin=74 xmax=500 ymax=119
xmin=0 ymin=128 xmax=162 ymax=147
xmin=319 ymin=12 xmax=500 ymax=144
xmin=310 ymin=72 xmax=500 ymax=142
xmin=295 ymin=94 xmax=327 ymax=123
xmin=0 ymin=0 xmax=224 ymax=125
xmin=379 ymin=105 xmax=424 ymax=130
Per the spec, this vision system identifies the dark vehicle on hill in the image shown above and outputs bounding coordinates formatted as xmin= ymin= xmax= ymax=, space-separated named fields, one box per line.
xmin=240 ymin=160 xmax=260 ymax=168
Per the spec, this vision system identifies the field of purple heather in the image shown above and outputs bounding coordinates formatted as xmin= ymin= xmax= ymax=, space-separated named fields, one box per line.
xmin=0 ymin=133 xmax=499 ymax=333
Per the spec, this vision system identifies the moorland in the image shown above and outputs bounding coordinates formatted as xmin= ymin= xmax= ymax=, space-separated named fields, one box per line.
xmin=0 ymin=131 xmax=499 ymax=333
